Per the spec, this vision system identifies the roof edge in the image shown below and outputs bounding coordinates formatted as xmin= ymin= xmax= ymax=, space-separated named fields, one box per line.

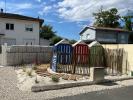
xmin=79 ymin=26 xmax=133 ymax=35
xmin=0 ymin=13 xmax=44 ymax=24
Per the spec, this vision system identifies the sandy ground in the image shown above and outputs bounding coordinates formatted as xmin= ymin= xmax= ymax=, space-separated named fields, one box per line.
xmin=16 ymin=68 xmax=131 ymax=92
xmin=16 ymin=68 xmax=90 ymax=91
xmin=1 ymin=67 xmax=133 ymax=100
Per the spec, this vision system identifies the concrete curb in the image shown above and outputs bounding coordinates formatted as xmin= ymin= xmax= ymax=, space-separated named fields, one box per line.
xmin=31 ymin=76 xmax=133 ymax=92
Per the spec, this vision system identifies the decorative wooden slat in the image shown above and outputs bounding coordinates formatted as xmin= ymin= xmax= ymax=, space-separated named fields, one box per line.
xmin=73 ymin=44 xmax=90 ymax=75
xmin=104 ymin=48 xmax=127 ymax=75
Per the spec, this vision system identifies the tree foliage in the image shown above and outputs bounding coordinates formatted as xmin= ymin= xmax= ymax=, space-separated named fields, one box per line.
xmin=121 ymin=16 xmax=133 ymax=43
xmin=69 ymin=39 xmax=77 ymax=44
xmin=50 ymin=36 xmax=62 ymax=45
xmin=40 ymin=24 xmax=77 ymax=45
xmin=93 ymin=8 xmax=120 ymax=28
xmin=40 ymin=24 xmax=56 ymax=39
xmin=122 ymin=16 xmax=132 ymax=31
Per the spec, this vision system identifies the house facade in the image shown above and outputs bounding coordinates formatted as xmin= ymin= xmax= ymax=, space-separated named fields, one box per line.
xmin=0 ymin=11 xmax=44 ymax=45
xmin=79 ymin=26 xmax=132 ymax=44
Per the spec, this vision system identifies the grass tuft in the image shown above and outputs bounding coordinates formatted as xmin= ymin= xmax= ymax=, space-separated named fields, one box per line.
xmin=51 ymin=75 xmax=59 ymax=82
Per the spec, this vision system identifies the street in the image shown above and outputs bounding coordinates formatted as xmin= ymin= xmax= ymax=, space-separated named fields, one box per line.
xmin=52 ymin=86 xmax=133 ymax=100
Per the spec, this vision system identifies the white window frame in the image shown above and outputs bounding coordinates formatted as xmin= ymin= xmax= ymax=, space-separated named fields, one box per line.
xmin=6 ymin=23 xmax=14 ymax=30
xmin=25 ymin=24 xmax=33 ymax=32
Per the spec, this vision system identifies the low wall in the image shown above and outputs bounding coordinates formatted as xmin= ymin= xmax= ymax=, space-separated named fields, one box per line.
xmin=102 ymin=44 xmax=133 ymax=73
xmin=0 ymin=44 xmax=53 ymax=66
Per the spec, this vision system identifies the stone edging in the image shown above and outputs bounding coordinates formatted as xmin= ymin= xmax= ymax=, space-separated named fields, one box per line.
xmin=31 ymin=76 xmax=133 ymax=92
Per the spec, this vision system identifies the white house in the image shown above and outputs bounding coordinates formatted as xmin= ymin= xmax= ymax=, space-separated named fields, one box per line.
xmin=79 ymin=26 xmax=132 ymax=44
xmin=0 ymin=10 xmax=44 ymax=45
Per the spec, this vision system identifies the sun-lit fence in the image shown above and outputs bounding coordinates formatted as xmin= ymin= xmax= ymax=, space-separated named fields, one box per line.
xmin=51 ymin=40 xmax=129 ymax=75
xmin=51 ymin=40 xmax=91 ymax=75
xmin=0 ymin=44 xmax=52 ymax=66
xmin=0 ymin=41 xmax=130 ymax=76
xmin=104 ymin=48 xmax=129 ymax=75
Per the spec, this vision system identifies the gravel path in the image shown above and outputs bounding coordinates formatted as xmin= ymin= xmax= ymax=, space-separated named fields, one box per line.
xmin=0 ymin=67 xmax=133 ymax=100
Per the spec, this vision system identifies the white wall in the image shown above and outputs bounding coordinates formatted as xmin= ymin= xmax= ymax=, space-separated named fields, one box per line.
xmin=40 ymin=38 xmax=51 ymax=46
xmin=0 ymin=18 xmax=40 ymax=45
xmin=80 ymin=29 xmax=96 ymax=40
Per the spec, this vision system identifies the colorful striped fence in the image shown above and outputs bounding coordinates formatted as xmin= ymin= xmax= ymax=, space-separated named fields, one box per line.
xmin=51 ymin=40 xmax=126 ymax=75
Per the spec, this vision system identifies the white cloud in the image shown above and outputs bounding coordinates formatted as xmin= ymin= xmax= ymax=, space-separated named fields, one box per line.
xmin=57 ymin=0 xmax=133 ymax=22
xmin=38 ymin=6 xmax=52 ymax=15
xmin=0 ymin=1 xmax=33 ymax=13
xmin=43 ymin=6 xmax=52 ymax=12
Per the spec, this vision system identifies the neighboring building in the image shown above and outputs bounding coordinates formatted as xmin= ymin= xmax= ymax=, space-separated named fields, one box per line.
xmin=79 ymin=26 xmax=133 ymax=44
xmin=40 ymin=38 xmax=51 ymax=46
xmin=0 ymin=10 xmax=44 ymax=45
xmin=132 ymin=22 xmax=133 ymax=30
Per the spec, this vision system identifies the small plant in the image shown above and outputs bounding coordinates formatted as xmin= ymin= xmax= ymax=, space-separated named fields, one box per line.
xmin=22 ymin=66 xmax=26 ymax=72
xmin=27 ymin=69 xmax=33 ymax=77
xmin=32 ymin=66 xmax=37 ymax=70
xmin=51 ymin=75 xmax=59 ymax=82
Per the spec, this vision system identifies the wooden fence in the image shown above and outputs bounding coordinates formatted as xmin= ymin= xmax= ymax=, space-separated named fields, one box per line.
xmin=52 ymin=44 xmax=73 ymax=73
xmin=52 ymin=45 xmax=128 ymax=75
xmin=0 ymin=45 xmax=53 ymax=66
xmin=89 ymin=46 xmax=105 ymax=67
xmin=105 ymin=48 xmax=128 ymax=75
xmin=73 ymin=44 xmax=90 ymax=75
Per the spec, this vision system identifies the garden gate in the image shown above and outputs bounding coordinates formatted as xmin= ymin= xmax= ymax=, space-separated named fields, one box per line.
xmin=89 ymin=45 xmax=105 ymax=67
xmin=73 ymin=41 xmax=90 ymax=75
xmin=51 ymin=43 xmax=73 ymax=73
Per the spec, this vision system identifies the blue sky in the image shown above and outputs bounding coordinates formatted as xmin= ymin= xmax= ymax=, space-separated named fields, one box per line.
xmin=0 ymin=0 xmax=133 ymax=40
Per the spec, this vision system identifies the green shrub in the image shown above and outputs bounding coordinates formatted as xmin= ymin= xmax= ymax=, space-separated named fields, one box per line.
xmin=40 ymin=24 xmax=56 ymax=40
xmin=50 ymin=36 xmax=62 ymax=45
xmin=51 ymin=75 xmax=59 ymax=82
xmin=69 ymin=39 xmax=77 ymax=44
xmin=32 ymin=66 xmax=37 ymax=70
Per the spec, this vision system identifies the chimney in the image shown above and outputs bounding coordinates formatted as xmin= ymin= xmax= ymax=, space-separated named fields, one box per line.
xmin=0 ymin=8 xmax=3 ymax=13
